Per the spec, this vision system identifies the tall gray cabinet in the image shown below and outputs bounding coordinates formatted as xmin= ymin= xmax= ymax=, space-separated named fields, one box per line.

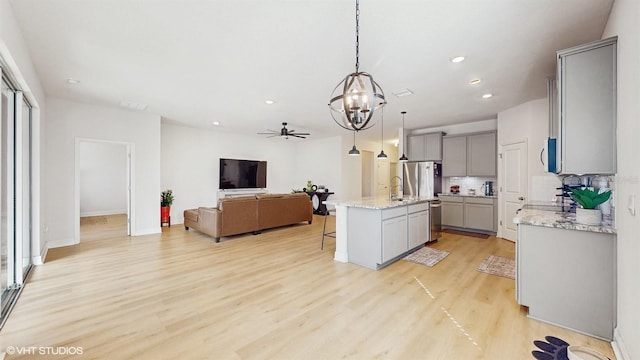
xmin=556 ymin=37 xmax=617 ymax=175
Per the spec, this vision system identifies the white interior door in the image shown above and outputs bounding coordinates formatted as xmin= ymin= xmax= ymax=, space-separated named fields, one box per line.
xmin=500 ymin=141 xmax=527 ymax=242
xmin=376 ymin=160 xmax=390 ymax=196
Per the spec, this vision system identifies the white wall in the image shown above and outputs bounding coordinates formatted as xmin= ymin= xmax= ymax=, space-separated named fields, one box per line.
xmin=602 ymin=0 xmax=640 ymax=358
xmin=497 ymin=98 xmax=562 ymax=203
xmin=45 ymin=98 xmax=161 ymax=247
xmin=79 ymin=141 xmax=128 ymax=216
xmin=0 ymin=0 xmax=46 ymax=263
xmin=161 ymin=123 xmax=298 ymax=223
xmin=410 ymin=118 xmax=497 ymax=136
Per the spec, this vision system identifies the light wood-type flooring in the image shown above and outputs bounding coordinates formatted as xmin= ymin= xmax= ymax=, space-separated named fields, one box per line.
xmin=1 ymin=215 xmax=615 ymax=359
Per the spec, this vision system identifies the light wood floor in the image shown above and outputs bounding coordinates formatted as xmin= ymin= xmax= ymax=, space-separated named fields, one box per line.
xmin=2 ymin=215 xmax=615 ymax=359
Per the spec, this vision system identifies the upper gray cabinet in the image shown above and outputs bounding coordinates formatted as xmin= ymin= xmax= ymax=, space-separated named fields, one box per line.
xmin=442 ymin=131 xmax=496 ymax=177
xmin=442 ymin=135 xmax=467 ymax=177
xmin=467 ymin=132 xmax=496 ymax=176
xmin=407 ymin=132 xmax=444 ymax=161
xmin=557 ymin=37 xmax=617 ymax=175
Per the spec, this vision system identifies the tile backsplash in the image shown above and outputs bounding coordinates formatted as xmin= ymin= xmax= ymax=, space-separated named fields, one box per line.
xmin=443 ymin=176 xmax=497 ymax=195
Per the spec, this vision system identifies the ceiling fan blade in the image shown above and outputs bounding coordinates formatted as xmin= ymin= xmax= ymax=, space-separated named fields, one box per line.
xmin=290 ymin=134 xmax=306 ymax=139
xmin=266 ymin=134 xmax=280 ymax=138
xmin=291 ymin=132 xmax=310 ymax=136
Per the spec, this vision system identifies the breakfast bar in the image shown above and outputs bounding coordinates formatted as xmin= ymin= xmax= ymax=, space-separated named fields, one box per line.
xmin=325 ymin=197 xmax=435 ymax=270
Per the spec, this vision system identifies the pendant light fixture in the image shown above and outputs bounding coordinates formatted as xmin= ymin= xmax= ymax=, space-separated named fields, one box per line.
xmin=377 ymin=108 xmax=387 ymax=160
xmin=348 ymin=130 xmax=361 ymax=156
xmin=399 ymin=111 xmax=409 ymax=163
xmin=329 ymin=0 xmax=386 ymax=132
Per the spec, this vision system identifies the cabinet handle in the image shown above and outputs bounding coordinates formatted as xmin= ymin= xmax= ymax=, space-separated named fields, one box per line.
xmin=540 ymin=148 xmax=545 ymax=166
xmin=518 ymin=196 xmax=525 ymax=201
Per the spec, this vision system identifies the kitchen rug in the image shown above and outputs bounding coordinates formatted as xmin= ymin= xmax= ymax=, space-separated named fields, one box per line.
xmin=403 ymin=247 xmax=450 ymax=267
xmin=477 ymin=255 xmax=515 ymax=279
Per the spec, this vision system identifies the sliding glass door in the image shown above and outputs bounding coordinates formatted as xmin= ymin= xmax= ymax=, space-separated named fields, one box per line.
xmin=0 ymin=70 xmax=33 ymax=326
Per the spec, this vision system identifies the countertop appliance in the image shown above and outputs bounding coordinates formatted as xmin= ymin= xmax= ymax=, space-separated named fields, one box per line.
xmin=403 ymin=161 xmax=442 ymax=243
xmin=483 ymin=181 xmax=494 ymax=196
xmin=402 ymin=161 xmax=442 ymax=198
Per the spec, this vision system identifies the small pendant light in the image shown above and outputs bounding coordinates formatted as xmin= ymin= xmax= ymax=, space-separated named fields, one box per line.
xmin=348 ymin=131 xmax=361 ymax=156
xmin=399 ymin=111 xmax=409 ymax=162
xmin=377 ymin=107 xmax=387 ymax=160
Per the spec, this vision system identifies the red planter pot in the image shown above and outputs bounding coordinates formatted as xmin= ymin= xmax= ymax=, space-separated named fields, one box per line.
xmin=161 ymin=206 xmax=171 ymax=226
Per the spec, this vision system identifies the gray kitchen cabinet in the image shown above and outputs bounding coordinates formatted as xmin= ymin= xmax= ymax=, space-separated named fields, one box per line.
xmin=442 ymin=135 xmax=467 ymax=177
xmin=407 ymin=132 xmax=443 ymax=161
xmin=408 ymin=203 xmax=429 ymax=249
xmin=557 ymin=37 xmax=617 ymax=175
xmin=517 ymin=224 xmax=616 ymax=340
xmin=381 ymin=215 xmax=408 ymax=263
xmin=440 ymin=196 xmax=464 ymax=227
xmin=466 ymin=132 xmax=496 ymax=176
xmin=440 ymin=195 xmax=497 ymax=232
xmin=464 ymin=197 xmax=495 ymax=231
xmin=443 ymin=132 xmax=496 ymax=177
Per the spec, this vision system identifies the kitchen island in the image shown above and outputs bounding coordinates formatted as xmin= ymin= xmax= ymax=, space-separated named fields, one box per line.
xmin=325 ymin=197 xmax=435 ymax=270
xmin=514 ymin=207 xmax=616 ymax=340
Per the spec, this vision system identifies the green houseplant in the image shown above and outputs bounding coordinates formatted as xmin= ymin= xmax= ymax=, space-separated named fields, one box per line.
xmin=161 ymin=189 xmax=174 ymax=207
xmin=569 ymin=187 xmax=611 ymax=225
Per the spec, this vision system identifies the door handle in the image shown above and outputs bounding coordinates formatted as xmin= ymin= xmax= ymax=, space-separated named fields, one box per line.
xmin=518 ymin=196 xmax=525 ymax=201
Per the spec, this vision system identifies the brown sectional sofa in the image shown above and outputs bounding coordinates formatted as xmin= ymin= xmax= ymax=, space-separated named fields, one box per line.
xmin=184 ymin=193 xmax=312 ymax=242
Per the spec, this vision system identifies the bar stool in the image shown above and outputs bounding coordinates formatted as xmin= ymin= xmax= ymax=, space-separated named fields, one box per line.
xmin=321 ymin=205 xmax=336 ymax=250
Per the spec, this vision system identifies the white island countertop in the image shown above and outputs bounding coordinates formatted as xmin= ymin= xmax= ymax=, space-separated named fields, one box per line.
xmin=325 ymin=196 xmax=436 ymax=210
xmin=514 ymin=208 xmax=616 ymax=234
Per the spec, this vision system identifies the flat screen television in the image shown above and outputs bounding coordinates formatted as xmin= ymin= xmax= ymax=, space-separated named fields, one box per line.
xmin=219 ymin=158 xmax=267 ymax=189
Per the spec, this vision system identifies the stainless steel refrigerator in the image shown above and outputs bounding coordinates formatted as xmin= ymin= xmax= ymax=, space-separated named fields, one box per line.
xmin=403 ymin=161 xmax=442 ymax=241
xmin=403 ymin=161 xmax=442 ymax=198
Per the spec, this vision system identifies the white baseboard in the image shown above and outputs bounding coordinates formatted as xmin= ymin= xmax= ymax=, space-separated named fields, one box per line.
xmin=47 ymin=238 xmax=78 ymax=249
xmin=612 ymin=327 xmax=630 ymax=360
xmin=32 ymin=243 xmax=48 ymax=265
xmin=80 ymin=209 xmax=127 ymax=217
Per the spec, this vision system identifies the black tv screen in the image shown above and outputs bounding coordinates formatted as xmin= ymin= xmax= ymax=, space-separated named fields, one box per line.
xmin=219 ymin=158 xmax=267 ymax=189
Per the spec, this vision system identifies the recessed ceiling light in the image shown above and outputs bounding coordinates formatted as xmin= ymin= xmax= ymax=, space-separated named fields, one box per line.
xmin=265 ymin=100 xmax=275 ymax=105
xmin=212 ymin=121 xmax=221 ymax=126
xmin=66 ymin=78 xmax=80 ymax=85
xmin=392 ymin=89 xmax=414 ymax=97
xmin=482 ymin=93 xmax=493 ymax=99
xmin=470 ymin=79 xmax=481 ymax=85
xmin=451 ymin=56 xmax=465 ymax=63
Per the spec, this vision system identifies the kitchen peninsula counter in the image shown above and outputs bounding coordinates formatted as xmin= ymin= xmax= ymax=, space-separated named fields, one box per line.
xmin=325 ymin=197 xmax=437 ymax=269
xmin=513 ymin=205 xmax=616 ymax=340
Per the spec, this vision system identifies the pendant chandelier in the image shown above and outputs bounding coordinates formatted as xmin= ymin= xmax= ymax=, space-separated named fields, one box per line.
xmin=399 ymin=111 xmax=409 ymax=162
xmin=377 ymin=108 xmax=387 ymax=160
xmin=329 ymin=0 xmax=386 ymax=132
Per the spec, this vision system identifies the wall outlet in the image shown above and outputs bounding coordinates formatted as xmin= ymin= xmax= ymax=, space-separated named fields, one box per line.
xmin=628 ymin=194 xmax=636 ymax=216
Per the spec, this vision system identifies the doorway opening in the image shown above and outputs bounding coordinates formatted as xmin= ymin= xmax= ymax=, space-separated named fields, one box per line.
xmin=75 ymin=139 xmax=133 ymax=243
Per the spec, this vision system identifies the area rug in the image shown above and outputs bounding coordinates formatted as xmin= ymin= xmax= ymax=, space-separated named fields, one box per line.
xmin=403 ymin=247 xmax=450 ymax=267
xmin=442 ymin=228 xmax=490 ymax=239
xmin=477 ymin=255 xmax=515 ymax=279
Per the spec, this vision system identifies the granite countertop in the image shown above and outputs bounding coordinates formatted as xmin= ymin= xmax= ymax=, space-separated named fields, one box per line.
xmin=325 ymin=196 xmax=436 ymax=210
xmin=514 ymin=208 xmax=616 ymax=234
xmin=438 ymin=192 xmax=498 ymax=199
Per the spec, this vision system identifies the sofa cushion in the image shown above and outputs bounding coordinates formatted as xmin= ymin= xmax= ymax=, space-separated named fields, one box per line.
xmin=184 ymin=209 xmax=199 ymax=222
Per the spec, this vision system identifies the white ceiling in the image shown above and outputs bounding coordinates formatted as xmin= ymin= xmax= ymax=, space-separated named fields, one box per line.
xmin=9 ymin=0 xmax=613 ymax=143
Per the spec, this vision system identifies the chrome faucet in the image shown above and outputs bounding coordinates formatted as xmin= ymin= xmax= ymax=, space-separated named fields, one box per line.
xmin=390 ymin=176 xmax=403 ymax=200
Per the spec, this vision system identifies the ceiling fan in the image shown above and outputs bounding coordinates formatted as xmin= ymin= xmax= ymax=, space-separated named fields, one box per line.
xmin=258 ymin=122 xmax=310 ymax=139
